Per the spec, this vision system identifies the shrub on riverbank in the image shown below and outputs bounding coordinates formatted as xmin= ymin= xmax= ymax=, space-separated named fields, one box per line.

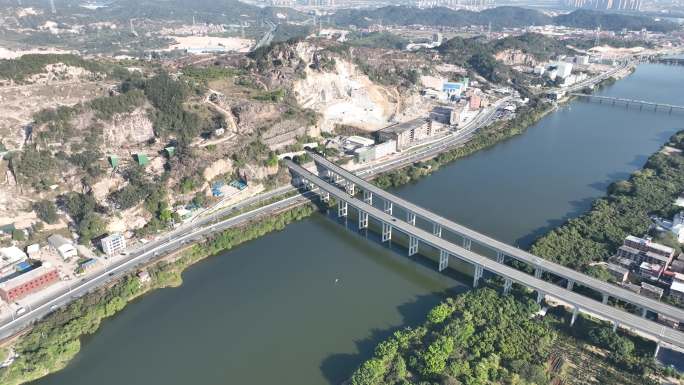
xmin=350 ymin=288 xmax=556 ymax=385
xmin=0 ymin=204 xmax=316 ymax=385
xmin=530 ymin=131 xmax=684 ymax=272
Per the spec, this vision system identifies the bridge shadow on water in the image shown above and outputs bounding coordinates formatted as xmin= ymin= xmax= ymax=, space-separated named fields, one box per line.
xmin=297 ymin=193 xmax=474 ymax=384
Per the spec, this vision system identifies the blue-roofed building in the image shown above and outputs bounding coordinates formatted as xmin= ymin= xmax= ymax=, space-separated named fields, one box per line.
xmin=443 ymin=82 xmax=463 ymax=98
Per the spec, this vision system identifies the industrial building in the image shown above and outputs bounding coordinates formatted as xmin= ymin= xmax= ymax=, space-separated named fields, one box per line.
xmin=101 ymin=233 xmax=126 ymax=256
xmin=48 ymin=234 xmax=78 ymax=260
xmin=616 ymin=235 xmax=674 ymax=270
xmin=377 ymin=118 xmax=438 ymax=151
xmin=355 ymin=140 xmax=397 ymax=164
xmin=0 ymin=264 xmax=59 ymax=302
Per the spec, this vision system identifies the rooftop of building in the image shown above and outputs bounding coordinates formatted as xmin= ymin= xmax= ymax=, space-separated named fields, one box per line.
xmin=47 ymin=234 xmax=73 ymax=248
xmin=619 ymin=244 xmax=671 ymax=263
xmin=0 ymin=246 xmax=28 ymax=264
xmin=640 ymin=281 xmax=664 ymax=293
xmin=605 ymin=263 xmax=628 ymax=274
xmin=625 ymin=235 xmax=675 ymax=255
xmin=672 ymin=278 xmax=684 ymax=293
xmin=378 ymin=118 xmax=428 ymax=135
xmin=0 ymin=264 xmax=56 ymax=290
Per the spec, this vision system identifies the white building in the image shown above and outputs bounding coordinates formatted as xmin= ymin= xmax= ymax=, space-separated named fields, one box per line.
xmin=671 ymin=212 xmax=684 ymax=242
xmin=101 ymin=233 xmax=126 ymax=256
xmin=0 ymin=247 xmax=28 ymax=275
xmin=48 ymin=234 xmax=78 ymax=260
xmin=26 ymin=244 xmax=40 ymax=259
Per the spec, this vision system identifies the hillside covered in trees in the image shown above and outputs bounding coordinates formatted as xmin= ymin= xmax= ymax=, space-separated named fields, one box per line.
xmin=332 ymin=6 xmax=678 ymax=32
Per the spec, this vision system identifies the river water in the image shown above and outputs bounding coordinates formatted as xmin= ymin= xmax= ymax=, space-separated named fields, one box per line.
xmin=31 ymin=61 xmax=684 ymax=385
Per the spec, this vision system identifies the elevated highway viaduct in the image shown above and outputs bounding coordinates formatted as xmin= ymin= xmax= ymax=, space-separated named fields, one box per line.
xmin=285 ymin=156 xmax=684 ymax=354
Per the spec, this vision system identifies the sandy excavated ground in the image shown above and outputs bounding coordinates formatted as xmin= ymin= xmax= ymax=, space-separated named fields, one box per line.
xmin=293 ymin=59 xmax=427 ymax=132
xmin=164 ymin=36 xmax=254 ymax=53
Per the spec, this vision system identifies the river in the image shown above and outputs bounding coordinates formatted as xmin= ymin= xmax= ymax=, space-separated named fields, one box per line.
xmin=31 ymin=61 xmax=684 ymax=385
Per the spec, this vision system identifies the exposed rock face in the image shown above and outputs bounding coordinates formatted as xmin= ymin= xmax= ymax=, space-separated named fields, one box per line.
xmin=103 ymin=108 xmax=155 ymax=147
xmin=292 ymin=58 xmax=426 ymax=133
xmin=239 ymin=163 xmax=278 ymax=182
xmin=494 ymin=49 xmax=538 ymax=66
xmin=203 ymin=158 xmax=233 ymax=182
xmin=262 ymin=119 xmax=307 ymax=150
xmin=230 ymin=102 xmax=282 ymax=135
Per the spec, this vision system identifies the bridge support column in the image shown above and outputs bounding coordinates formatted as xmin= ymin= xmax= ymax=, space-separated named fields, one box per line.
xmin=358 ymin=210 xmax=368 ymax=229
xmin=346 ymin=182 xmax=355 ymax=196
xmin=473 ymin=264 xmax=483 ymax=287
xmin=602 ymin=293 xmax=609 ymax=305
xmin=463 ymin=237 xmax=472 ymax=250
xmin=654 ymin=342 xmax=660 ymax=358
xmin=383 ymin=200 xmax=393 ymax=215
xmin=433 ymin=223 xmax=442 ymax=237
xmin=566 ymin=280 xmax=574 ymax=291
xmin=363 ymin=190 xmax=373 ymax=205
xmin=320 ymin=191 xmax=330 ymax=203
xmin=641 ymin=308 xmax=648 ymax=318
xmin=536 ymin=291 xmax=544 ymax=304
xmin=570 ymin=307 xmax=579 ymax=326
xmin=496 ymin=251 xmax=505 ymax=264
xmin=534 ymin=267 xmax=542 ymax=279
xmin=406 ymin=211 xmax=416 ymax=226
xmin=338 ymin=201 xmax=347 ymax=217
xmin=408 ymin=236 xmax=419 ymax=256
xmin=381 ymin=222 xmax=392 ymax=242
xmin=612 ymin=321 xmax=618 ymax=333
xmin=439 ymin=250 xmax=449 ymax=272
xmin=503 ymin=278 xmax=512 ymax=295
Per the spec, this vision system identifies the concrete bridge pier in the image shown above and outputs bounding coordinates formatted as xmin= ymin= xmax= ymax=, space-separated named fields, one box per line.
xmin=381 ymin=222 xmax=392 ymax=242
xmin=383 ymin=200 xmax=393 ymax=215
xmin=406 ymin=211 xmax=416 ymax=226
xmin=321 ymin=191 xmax=330 ymax=203
xmin=408 ymin=236 xmax=419 ymax=256
xmin=503 ymin=278 xmax=512 ymax=295
xmin=358 ymin=210 xmax=368 ymax=229
xmin=473 ymin=264 xmax=483 ymax=287
xmin=612 ymin=321 xmax=618 ymax=332
xmin=534 ymin=267 xmax=543 ymax=279
xmin=642 ymin=308 xmax=648 ymax=318
xmin=570 ymin=306 xmax=579 ymax=326
xmin=602 ymin=293 xmax=609 ymax=305
xmin=363 ymin=190 xmax=373 ymax=205
xmin=654 ymin=342 xmax=660 ymax=358
xmin=463 ymin=237 xmax=472 ymax=250
xmin=566 ymin=280 xmax=574 ymax=291
xmin=536 ymin=291 xmax=544 ymax=304
xmin=346 ymin=182 xmax=355 ymax=196
xmin=439 ymin=250 xmax=449 ymax=271
xmin=338 ymin=201 xmax=347 ymax=217
xmin=433 ymin=223 xmax=442 ymax=238
xmin=496 ymin=251 xmax=505 ymax=264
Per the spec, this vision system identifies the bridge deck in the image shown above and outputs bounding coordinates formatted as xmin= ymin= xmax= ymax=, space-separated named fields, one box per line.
xmin=570 ymin=94 xmax=684 ymax=110
xmin=287 ymin=160 xmax=684 ymax=349
xmin=310 ymin=153 xmax=684 ymax=323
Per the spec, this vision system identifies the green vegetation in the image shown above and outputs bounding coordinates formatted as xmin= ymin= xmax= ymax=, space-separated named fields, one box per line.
xmin=253 ymin=88 xmax=286 ymax=102
xmin=347 ymin=32 xmax=410 ymax=50
xmin=108 ymin=166 xmax=156 ymax=210
xmin=143 ymin=73 xmax=205 ymax=144
xmin=332 ymin=6 xmax=676 ymax=32
xmin=350 ymin=288 xmax=555 ymax=385
xmin=555 ymin=10 xmax=677 ymax=33
xmin=88 ymin=89 xmax=146 ymax=121
xmin=32 ymin=200 xmax=59 ymax=224
xmin=530 ymin=131 xmax=684 ymax=272
xmin=0 ymin=54 xmax=126 ymax=83
xmin=59 ymin=192 xmax=106 ymax=244
xmin=7 ymin=147 xmax=60 ymax=190
xmin=0 ymin=204 xmax=315 ymax=385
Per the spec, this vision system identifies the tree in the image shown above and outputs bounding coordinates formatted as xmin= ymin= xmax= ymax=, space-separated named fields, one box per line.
xmin=12 ymin=229 xmax=25 ymax=241
xmin=33 ymin=200 xmax=58 ymax=224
